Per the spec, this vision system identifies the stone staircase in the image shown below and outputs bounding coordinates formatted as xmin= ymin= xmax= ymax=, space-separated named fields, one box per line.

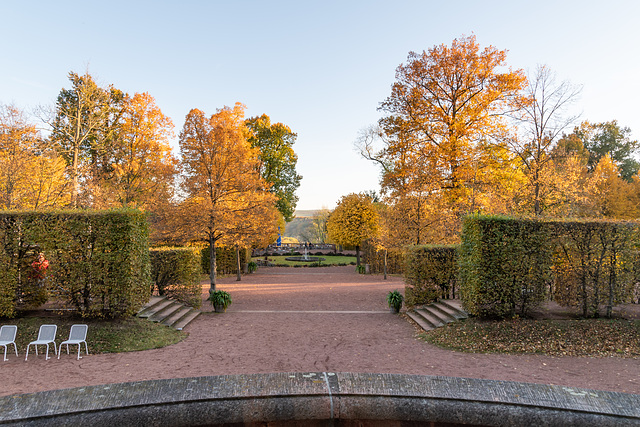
xmin=406 ymin=299 xmax=468 ymax=332
xmin=137 ymin=295 xmax=201 ymax=331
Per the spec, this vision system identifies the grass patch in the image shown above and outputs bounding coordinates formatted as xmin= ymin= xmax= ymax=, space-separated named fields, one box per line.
xmin=253 ymin=255 xmax=356 ymax=267
xmin=421 ymin=318 xmax=640 ymax=358
xmin=5 ymin=315 xmax=186 ymax=354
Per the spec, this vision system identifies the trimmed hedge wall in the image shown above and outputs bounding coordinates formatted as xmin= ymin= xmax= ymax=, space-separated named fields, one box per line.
xmin=361 ymin=240 xmax=405 ymax=275
xmin=458 ymin=215 xmax=639 ymax=319
xmin=550 ymin=219 xmax=638 ymax=318
xmin=404 ymin=245 xmax=458 ymax=307
xmin=0 ymin=209 xmax=151 ymax=318
xmin=150 ymin=247 xmax=202 ymax=308
xmin=459 ymin=215 xmax=552 ymax=318
xmin=201 ymin=246 xmax=249 ymax=275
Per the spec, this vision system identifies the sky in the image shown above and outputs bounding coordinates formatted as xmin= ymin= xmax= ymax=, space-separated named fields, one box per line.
xmin=2 ymin=0 xmax=639 ymax=211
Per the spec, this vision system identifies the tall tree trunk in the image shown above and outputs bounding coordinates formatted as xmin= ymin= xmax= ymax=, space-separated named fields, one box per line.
xmin=356 ymin=245 xmax=360 ymax=267
xmin=236 ymin=244 xmax=242 ymax=281
xmin=383 ymin=249 xmax=388 ymax=280
xmin=209 ymin=234 xmax=217 ymax=293
xmin=72 ymin=146 xmax=79 ymax=208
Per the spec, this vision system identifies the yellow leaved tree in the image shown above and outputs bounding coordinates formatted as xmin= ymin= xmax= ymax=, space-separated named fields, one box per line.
xmin=94 ymin=92 xmax=177 ymax=209
xmin=0 ymin=104 xmax=69 ymax=209
xmin=178 ymin=103 xmax=278 ymax=290
xmin=326 ymin=193 xmax=379 ymax=267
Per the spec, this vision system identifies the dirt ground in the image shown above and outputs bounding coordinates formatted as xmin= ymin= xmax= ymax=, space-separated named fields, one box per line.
xmin=1 ymin=266 xmax=639 ymax=397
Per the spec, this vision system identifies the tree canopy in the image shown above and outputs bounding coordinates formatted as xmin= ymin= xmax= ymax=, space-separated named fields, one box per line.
xmin=246 ymin=114 xmax=302 ymax=222
xmin=178 ymin=103 xmax=278 ymax=289
xmin=327 ymin=193 xmax=379 ymax=266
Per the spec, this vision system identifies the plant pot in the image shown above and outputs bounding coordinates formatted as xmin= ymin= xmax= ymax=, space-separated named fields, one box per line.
xmin=214 ymin=304 xmax=226 ymax=313
xmin=390 ymin=306 xmax=400 ymax=314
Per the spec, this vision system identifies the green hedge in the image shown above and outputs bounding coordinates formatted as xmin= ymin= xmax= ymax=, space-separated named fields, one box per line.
xmin=404 ymin=245 xmax=458 ymax=307
xmin=550 ymin=219 xmax=638 ymax=318
xmin=459 ymin=215 xmax=553 ymax=318
xmin=201 ymin=245 xmax=249 ymax=275
xmin=150 ymin=247 xmax=202 ymax=308
xmin=361 ymin=240 xmax=405 ymax=275
xmin=0 ymin=209 xmax=151 ymax=318
xmin=459 ymin=215 xmax=639 ymax=319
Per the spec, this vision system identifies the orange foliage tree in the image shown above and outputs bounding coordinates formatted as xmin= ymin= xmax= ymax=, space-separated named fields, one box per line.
xmin=179 ymin=103 xmax=278 ymax=290
xmin=0 ymin=104 xmax=69 ymax=209
xmin=361 ymin=35 xmax=527 ymax=245
xmin=95 ymin=92 xmax=177 ymax=209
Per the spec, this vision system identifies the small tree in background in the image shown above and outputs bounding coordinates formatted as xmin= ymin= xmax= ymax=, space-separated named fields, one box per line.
xmin=327 ymin=193 xmax=379 ymax=266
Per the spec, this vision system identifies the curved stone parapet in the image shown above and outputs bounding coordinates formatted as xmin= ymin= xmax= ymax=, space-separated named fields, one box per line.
xmin=1 ymin=373 xmax=638 ymax=426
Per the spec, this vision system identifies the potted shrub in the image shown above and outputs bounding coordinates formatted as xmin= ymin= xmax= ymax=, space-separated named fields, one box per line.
xmin=387 ymin=290 xmax=404 ymax=313
xmin=209 ymin=290 xmax=232 ymax=313
xmin=248 ymin=261 xmax=258 ymax=273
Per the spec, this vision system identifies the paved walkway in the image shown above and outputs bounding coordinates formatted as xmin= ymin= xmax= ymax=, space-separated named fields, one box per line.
xmin=2 ymin=266 xmax=639 ymax=396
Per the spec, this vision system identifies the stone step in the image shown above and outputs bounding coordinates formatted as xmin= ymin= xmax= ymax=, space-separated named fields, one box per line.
xmin=406 ymin=311 xmax=434 ymax=332
xmin=173 ymin=310 xmax=201 ymax=331
xmin=438 ymin=299 xmax=468 ymax=319
xmin=422 ymin=305 xmax=454 ymax=325
xmin=138 ymin=298 xmax=175 ymax=318
xmin=431 ymin=302 xmax=464 ymax=322
xmin=408 ymin=299 xmax=469 ymax=333
xmin=136 ymin=295 xmax=166 ymax=315
xmin=149 ymin=301 xmax=183 ymax=323
xmin=162 ymin=306 xmax=193 ymax=328
xmin=137 ymin=295 xmax=202 ymax=331
xmin=414 ymin=308 xmax=445 ymax=328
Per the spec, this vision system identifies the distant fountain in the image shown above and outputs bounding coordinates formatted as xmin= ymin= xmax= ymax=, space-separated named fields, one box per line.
xmin=285 ymin=245 xmax=325 ymax=262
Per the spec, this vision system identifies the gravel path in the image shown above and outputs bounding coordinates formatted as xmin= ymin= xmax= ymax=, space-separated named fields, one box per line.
xmin=2 ymin=266 xmax=639 ymax=396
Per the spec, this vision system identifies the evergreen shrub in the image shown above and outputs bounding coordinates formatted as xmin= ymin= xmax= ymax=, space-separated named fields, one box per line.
xmin=404 ymin=245 xmax=458 ymax=307
xmin=150 ymin=247 xmax=202 ymax=308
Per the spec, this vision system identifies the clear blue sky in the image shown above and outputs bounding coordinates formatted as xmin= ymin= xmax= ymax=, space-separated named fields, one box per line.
xmin=2 ymin=1 xmax=639 ymax=210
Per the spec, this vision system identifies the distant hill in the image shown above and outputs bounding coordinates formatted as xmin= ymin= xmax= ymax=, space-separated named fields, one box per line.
xmin=293 ymin=210 xmax=319 ymax=218
xmin=284 ymin=216 xmax=312 ymax=240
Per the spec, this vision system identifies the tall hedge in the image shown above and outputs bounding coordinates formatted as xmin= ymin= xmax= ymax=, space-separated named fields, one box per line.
xmin=459 ymin=215 xmax=553 ymax=318
xmin=361 ymin=239 xmax=405 ymax=275
xmin=459 ymin=215 xmax=639 ymax=319
xmin=201 ymin=245 xmax=249 ymax=275
xmin=150 ymin=247 xmax=202 ymax=308
xmin=404 ymin=245 xmax=458 ymax=307
xmin=550 ymin=220 xmax=638 ymax=318
xmin=0 ymin=209 xmax=151 ymax=318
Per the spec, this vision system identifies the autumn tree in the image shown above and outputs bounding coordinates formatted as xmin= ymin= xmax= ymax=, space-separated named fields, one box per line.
xmin=583 ymin=155 xmax=638 ymax=218
xmin=508 ymin=65 xmax=581 ymax=215
xmin=0 ymin=104 xmax=38 ymax=209
xmin=48 ymin=71 xmax=124 ymax=207
xmin=95 ymin=92 xmax=177 ymax=209
xmin=310 ymin=208 xmax=330 ymax=243
xmin=0 ymin=104 xmax=69 ymax=209
xmin=223 ymin=191 xmax=280 ymax=280
xmin=246 ymin=114 xmax=302 ymax=222
xmin=326 ymin=193 xmax=379 ymax=266
xmin=569 ymin=120 xmax=640 ymax=181
xmin=377 ymin=35 xmax=527 ymax=212
xmin=179 ymin=103 xmax=278 ymax=290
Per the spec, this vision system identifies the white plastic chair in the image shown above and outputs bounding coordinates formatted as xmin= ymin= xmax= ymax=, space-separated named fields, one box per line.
xmin=25 ymin=324 xmax=57 ymax=361
xmin=0 ymin=325 xmax=18 ymax=361
xmin=58 ymin=324 xmax=89 ymax=360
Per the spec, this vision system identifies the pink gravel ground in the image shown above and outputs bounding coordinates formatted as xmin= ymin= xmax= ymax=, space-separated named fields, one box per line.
xmin=1 ymin=266 xmax=639 ymax=397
